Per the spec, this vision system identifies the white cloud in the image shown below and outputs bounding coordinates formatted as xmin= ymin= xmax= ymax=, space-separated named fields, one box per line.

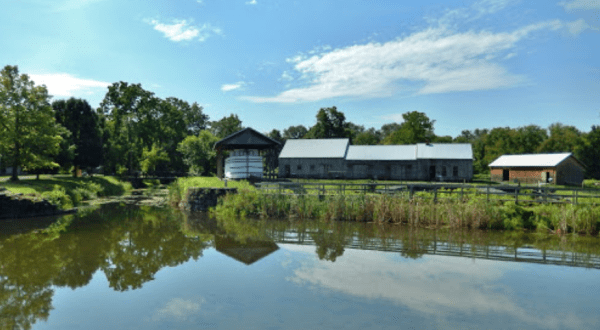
xmin=152 ymin=298 xmax=203 ymax=321
xmin=28 ymin=73 xmax=110 ymax=97
xmin=285 ymin=247 xmax=591 ymax=329
xmin=245 ymin=15 xmax=590 ymax=104
xmin=221 ymin=82 xmax=246 ymax=92
xmin=566 ymin=18 xmax=591 ymax=34
xmin=246 ymin=0 xmax=257 ymax=5
xmin=146 ymin=19 xmax=222 ymax=42
xmin=559 ymin=0 xmax=600 ymax=10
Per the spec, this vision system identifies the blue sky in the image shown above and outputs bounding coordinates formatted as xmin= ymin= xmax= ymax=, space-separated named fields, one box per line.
xmin=2 ymin=0 xmax=599 ymax=137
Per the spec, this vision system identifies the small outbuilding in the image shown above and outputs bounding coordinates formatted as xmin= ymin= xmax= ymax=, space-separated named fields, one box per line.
xmin=488 ymin=152 xmax=585 ymax=185
xmin=214 ymin=128 xmax=281 ymax=179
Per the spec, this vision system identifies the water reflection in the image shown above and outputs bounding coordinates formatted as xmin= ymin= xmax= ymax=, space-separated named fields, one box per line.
xmin=1 ymin=204 xmax=600 ymax=329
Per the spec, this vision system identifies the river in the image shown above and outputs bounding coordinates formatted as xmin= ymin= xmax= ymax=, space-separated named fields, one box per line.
xmin=1 ymin=203 xmax=599 ymax=329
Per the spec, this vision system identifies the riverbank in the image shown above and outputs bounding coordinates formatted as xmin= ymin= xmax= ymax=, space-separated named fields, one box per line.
xmin=1 ymin=175 xmax=133 ymax=213
xmin=210 ymin=189 xmax=600 ymax=235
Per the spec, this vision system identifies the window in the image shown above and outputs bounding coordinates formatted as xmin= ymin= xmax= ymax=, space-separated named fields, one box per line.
xmin=310 ymin=165 xmax=315 ymax=171
xmin=453 ymin=166 xmax=458 ymax=177
xmin=297 ymin=164 xmax=302 ymax=171
xmin=442 ymin=166 xmax=447 ymax=176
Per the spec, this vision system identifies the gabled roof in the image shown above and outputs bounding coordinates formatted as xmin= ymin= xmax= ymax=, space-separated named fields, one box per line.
xmin=416 ymin=143 xmax=473 ymax=160
xmin=489 ymin=153 xmax=574 ymax=167
xmin=279 ymin=138 xmax=349 ymax=158
xmin=214 ymin=127 xmax=281 ymax=150
xmin=346 ymin=145 xmax=417 ymax=161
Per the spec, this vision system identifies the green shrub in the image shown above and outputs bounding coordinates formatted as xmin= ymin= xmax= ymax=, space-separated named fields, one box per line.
xmin=41 ymin=185 xmax=73 ymax=210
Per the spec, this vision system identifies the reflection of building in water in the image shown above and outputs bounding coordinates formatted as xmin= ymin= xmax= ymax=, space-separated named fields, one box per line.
xmin=214 ymin=235 xmax=279 ymax=265
xmin=269 ymin=229 xmax=600 ymax=269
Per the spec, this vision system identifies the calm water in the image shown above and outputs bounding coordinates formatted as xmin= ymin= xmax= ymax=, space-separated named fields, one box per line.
xmin=1 ymin=203 xmax=600 ymax=329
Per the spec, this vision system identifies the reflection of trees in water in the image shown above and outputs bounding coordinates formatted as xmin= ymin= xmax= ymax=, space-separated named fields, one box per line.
xmin=0 ymin=204 xmax=211 ymax=329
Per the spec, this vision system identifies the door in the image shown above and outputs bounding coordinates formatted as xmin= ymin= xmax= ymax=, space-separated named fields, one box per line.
xmin=429 ymin=166 xmax=436 ymax=181
xmin=503 ymin=169 xmax=509 ymax=181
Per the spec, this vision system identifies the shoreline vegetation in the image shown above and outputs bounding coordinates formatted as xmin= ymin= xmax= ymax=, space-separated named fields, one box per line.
xmin=1 ymin=175 xmax=133 ymax=210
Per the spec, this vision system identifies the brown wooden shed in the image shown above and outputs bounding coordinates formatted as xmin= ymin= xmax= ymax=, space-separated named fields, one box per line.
xmin=489 ymin=153 xmax=585 ymax=185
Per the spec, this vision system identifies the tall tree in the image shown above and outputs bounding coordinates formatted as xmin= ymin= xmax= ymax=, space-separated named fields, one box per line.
xmin=53 ymin=98 xmax=103 ymax=176
xmin=209 ymin=114 xmax=243 ymax=139
xmin=177 ymin=130 xmax=219 ymax=175
xmin=99 ymin=82 xmax=157 ymax=174
xmin=305 ymin=106 xmax=351 ymax=139
xmin=0 ymin=65 xmax=66 ymax=181
xmin=283 ymin=125 xmax=308 ymax=139
xmin=382 ymin=111 xmax=435 ymax=145
xmin=538 ymin=123 xmax=581 ymax=153
xmin=353 ymin=128 xmax=381 ymax=145
xmin=577 ymin=126 xmax=600 ymax=179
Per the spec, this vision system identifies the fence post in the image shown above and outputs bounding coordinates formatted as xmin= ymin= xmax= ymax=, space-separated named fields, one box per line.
xmin=544 ymin=187 xmax=548 ymax=204
xmin=410 ymin=185 xmax=414 ymax=200
xmin=486 ymin=185 xmax=490 ymax=202
xmin=434 ymin=186 xmax=438 ymax=203
xmin=515 ymin=186 xmax=519 ymax=204
xmin=460 ymin=185 xmax=464 ymax=201
xmin=574 ymin=190 xmax=578 ymax=205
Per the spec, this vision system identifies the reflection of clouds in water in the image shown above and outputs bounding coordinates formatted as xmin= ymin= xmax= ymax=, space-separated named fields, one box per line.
xmin=282 ymin=245 xmax=589 ymax=329
xmin=152 ymin=297 xmax=203 ymax=321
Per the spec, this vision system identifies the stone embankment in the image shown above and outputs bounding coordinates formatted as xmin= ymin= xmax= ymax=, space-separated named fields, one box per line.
xmin=180 ymin=188 xmax=238 ymax=211
xmin=0 ymin=188 xmax=75 ymax=220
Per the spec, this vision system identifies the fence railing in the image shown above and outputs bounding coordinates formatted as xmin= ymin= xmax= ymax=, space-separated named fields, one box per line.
xmin=255 ymin=182 xmax=600 ymax=205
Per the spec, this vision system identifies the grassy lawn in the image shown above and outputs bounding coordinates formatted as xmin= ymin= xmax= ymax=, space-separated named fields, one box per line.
xmin=0 ymin=175 xmax=132 ymax=209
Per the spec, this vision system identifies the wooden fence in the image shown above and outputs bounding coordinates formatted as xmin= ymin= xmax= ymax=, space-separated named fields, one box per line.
xmin=256 ymin=182 xmax=600 ymax=206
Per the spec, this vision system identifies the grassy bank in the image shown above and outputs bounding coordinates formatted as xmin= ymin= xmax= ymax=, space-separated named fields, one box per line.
xmin=167 ymin=176 xmax=255 ymax=206
xmin=211 ymin=189 xmax=600 ymax=235
xmin=1 ymin=176 xmax=132 ymax=209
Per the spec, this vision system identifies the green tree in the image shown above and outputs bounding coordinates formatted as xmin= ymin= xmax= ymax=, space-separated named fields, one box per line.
xmin=382 ymin=111 xmax=435 ymax=145
xmin=53 ymin=98 xmax=103 ymax=176
xmin=380 ymin=123 xmax=401 ymax=141
xmin=577 ymin=126 xmax=600 ymax=179
xmin=513 ymin=125 xmax=547 ymax=154
xmin=538 ymin=123 xmax=581 ymax=153
xmin=99 ymin=82 xmax=156 ymax=175
xmin=305 ymin=106 xmax=351 ymax=139
xmin=282 ymin=125 xmax=308 ymax=139
xmin=209 ymin=114 xmax=243 ymax=139
xmin=267 ymin=129 xmax=284 ymax=143
xmin=353 ymin=128 xmax=381 ymax=145
xmin=0 ymin=65 xmax=66 ymax=181
xmin=177 ymin=130 xmax=219 ymax=175
xmin=140 ymin=144 xmax=170 ymax=175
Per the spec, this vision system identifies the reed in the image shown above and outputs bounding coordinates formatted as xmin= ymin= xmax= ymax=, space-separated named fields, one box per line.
xmin=210 ymin=189 xmax=600 ymax=235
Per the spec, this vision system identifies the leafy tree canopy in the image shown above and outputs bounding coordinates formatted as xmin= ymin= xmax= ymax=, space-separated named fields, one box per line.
xmin=0 ymin=65 xmax=66 ymax=180
xmin=283 ymin=125 xmax=308 ymax=139
xmin=382 ymin=111 xmax=435 ymax=145
xmin=305 ymin=106 xmax=352 ymax=139
xmin=210 ymin=114 xmax=243 ymax=139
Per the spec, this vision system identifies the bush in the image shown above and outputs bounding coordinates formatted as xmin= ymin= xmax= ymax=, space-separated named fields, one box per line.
xmin=41 ymin=185 xmax=73 ymax=210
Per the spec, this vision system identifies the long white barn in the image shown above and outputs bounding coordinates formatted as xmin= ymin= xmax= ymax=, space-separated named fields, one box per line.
xmin=278 ymin=139 xmax=473 ymax=181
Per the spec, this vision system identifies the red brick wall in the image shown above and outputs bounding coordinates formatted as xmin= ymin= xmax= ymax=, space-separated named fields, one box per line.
xmin=490 ymin=167 xmax=555 ymax=184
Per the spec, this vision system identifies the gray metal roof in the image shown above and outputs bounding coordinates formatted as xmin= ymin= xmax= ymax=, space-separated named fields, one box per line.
xmin=489 ymin=153 xmax=572 ymax=167
xmin=279 ymin=138 xmax=350 ymax=158
xmin=346 ymin=145 xmax=417 ymax=161
xmin=416 ymin=143 xmax=473 ymax=160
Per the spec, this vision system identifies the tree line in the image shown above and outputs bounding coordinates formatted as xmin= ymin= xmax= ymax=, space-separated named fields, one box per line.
xmin=1 ymin=65 xmax=599 ymax=181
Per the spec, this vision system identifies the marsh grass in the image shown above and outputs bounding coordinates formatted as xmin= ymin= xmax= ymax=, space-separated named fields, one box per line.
xmin=211 ymin=189 xmax=600 ymax=235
